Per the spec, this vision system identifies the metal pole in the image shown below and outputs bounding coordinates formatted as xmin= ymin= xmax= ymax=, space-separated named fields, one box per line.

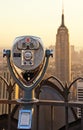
xmin=51 ymin=106 xmax=54 ymax=130
xmin=65 ymin=104 xmax=68 ymax=130
xmin=36 ymin=105 xmax=39 ymax=130
xmin=8 ymin=103 xmax=11 ymax=130
xmin=64 ymin=83 xmax=69 ymax=130
xmin=81 ymin=107 xmax=83 ymax=130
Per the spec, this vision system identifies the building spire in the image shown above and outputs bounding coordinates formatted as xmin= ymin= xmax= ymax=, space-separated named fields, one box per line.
xmin=61 ymin=0 xmax=65 ymax=26
xmin=62 ymin=0 xmax=64 ymax=14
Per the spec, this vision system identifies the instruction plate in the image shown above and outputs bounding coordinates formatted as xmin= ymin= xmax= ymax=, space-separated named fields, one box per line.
xmin=18 ymin=109 xmax=32 ymax=129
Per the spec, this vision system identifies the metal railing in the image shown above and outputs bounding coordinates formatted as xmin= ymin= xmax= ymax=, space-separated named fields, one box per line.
xmin=0 ymin=99 xmax=82 ymax=130
xmin=0 ymin=75 xmax=83 ymax=130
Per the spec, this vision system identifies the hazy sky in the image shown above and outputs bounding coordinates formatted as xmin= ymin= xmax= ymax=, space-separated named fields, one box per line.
xmin=0 ymin=0 xmax=83 ymax=49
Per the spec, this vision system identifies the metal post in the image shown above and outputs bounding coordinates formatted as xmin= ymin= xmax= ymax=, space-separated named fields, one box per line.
xmin=51 ymin=106 xmax=54 ymax=130
xmin=65 ymin=104 xmax=68 ymax=130
xmin=81 ymin=107 xmax=83 ymax=130
xmin=36 ymin=105 xmax=39 ymax=130
xmin=8 ymin=103 xmax=11 ymax=130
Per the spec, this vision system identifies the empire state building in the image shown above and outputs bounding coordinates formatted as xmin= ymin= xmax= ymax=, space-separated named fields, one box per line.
xmin=55 ymin=10 xmax=71 ymax=84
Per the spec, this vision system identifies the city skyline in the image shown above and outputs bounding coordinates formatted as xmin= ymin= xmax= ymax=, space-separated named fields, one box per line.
xmin=0 ymin=0 xmax=83 ymax=49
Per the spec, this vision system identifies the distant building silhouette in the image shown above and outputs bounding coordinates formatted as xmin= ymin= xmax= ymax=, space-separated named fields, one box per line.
xmin=0 ymin=56 xmax=19 ymax=114
xmin=55 ymin=9 xmax=71 ymax=84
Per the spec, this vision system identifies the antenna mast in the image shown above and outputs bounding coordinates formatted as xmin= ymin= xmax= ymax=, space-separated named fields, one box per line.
xmin=61 ymin=0 xmax=65 ymax=26
xmin=62 ymin=0 xmax=64 ymax=14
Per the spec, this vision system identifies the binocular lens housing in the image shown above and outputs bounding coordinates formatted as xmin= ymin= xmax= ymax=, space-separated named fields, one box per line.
xmin=17 ymin=38 xmax=39 ymax=50
xmin=12 ymin=36 xmax=45 ymax=72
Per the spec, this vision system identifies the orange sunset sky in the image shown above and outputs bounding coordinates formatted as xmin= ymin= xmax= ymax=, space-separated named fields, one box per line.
xmin=0 ymin=0 xmax=83 ymax=50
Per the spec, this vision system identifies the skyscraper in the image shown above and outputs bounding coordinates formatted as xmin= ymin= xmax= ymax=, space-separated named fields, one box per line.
xmin=55 ymin=9 xmax=71 ymax=84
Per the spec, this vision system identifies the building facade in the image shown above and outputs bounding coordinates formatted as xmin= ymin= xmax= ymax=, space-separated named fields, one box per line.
xmin=77 ymin=80 xmax=83 ymax=117
xmin=0 ymin=56 xmax=19 ymax=114
xmin=55 ymin=10 xmax=71 ymax=84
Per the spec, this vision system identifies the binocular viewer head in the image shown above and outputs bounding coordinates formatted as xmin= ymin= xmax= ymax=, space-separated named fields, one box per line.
xmin=11 ymin=36 xmax=45 ymax=84
xmin=12 ymin=36 xmax=45 ymax=71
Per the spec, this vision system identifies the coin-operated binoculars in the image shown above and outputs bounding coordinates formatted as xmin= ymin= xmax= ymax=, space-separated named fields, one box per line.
xmin=3 ymin=36 xmax=53 ymax=129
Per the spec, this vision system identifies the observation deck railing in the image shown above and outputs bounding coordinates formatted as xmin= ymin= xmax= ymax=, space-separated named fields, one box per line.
xmin=0 ymin=99 xmax=82 ymax=130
